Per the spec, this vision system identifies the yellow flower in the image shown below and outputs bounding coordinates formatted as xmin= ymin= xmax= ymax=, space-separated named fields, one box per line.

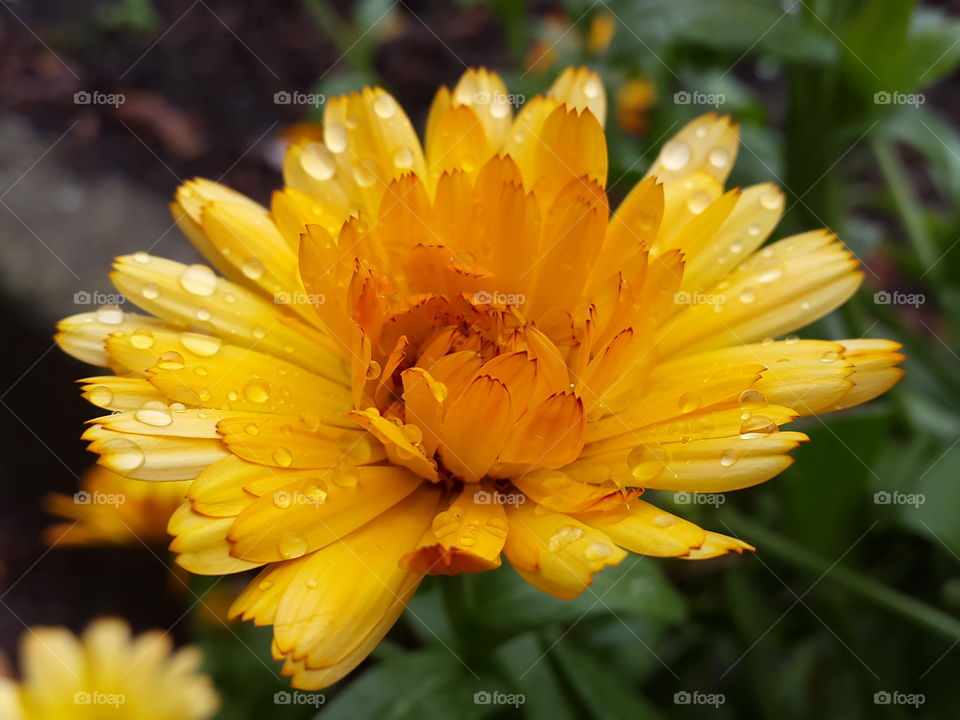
xmin=0 ymin=618 xmax=218 ymax=719
xmin=44 ymin=465 xmax=188 ymax=547
xmin=616 ymin=76 xmax=656 ymax=134
xmin=55 ymin=66 xmax=903 ymax=689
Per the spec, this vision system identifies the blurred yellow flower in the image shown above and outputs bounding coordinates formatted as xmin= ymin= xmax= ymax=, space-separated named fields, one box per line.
xmin=55 ymin=66 xmax=903 ymax=688
xmin=0 ymin=618 xmax=218 ymax=719
xmin=44 ymin=465 xmax=188 ymax=547
xmin=617 ymin=76 xmax=657 ymax=134
xmin=587 ymin=12 xmax=616 ymax=54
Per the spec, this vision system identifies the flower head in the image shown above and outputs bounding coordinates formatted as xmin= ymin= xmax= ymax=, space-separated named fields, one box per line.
xmin=0 ymin=618 xmax=218 ymax=719
xmin=44 ymin=465 xmax=187 ymax=547
xmin=55 ymin=67 xmax=903 ymax=688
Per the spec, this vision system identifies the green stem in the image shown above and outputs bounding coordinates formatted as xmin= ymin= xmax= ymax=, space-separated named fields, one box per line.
xmin=872 ymin=138 xmax=941 ymax=282
xmin=724 ymin=510 xmax=960 ymax=642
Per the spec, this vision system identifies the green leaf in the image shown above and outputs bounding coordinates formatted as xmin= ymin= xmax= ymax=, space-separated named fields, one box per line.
xmin=551 ymin=638 xmax=666 ymax=720
xmin=900 ymin=441 xmax=960 ymax=556
xmin=494 ymin=633 xmax=579 ymax=720
xmin=316 ymin=648 xmax=491 ymax=720
xmin=473 ymin=558 xmax=686 ymax=637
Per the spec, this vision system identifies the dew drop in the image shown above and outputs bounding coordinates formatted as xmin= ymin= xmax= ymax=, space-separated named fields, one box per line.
xmin=652 ymin=514 xmax=675 ymax=528
xmin=432 ymin=509 xmax=462 ymax=539
xmin=272 ymin=447 xmax=293 ymax=467
xmin=130 ymin=328 xmax=155 ymax=349
xmin=303 ymin=479 xmax=328 ymax=505
xmin=324 ymin=123 xmax=347 ymax=153
xmin=761 ymin=190 xmax=783 ymax=210
xmin=366 ymin=360 xmax=381 ymax=379
xmin=740 ymin=415 xmax=778 ymax=437
xmin=352 ymin=160 xmax=378 ymax=188
xmin=306 ymin=579 xmax=318 ymax=589
xmin=784 ymin=335 xmax=799 ymax=344
xmin=739 ymin=287 xmax=757 ymax=304
xmin=258 ymin=580 xmax=273 ymax=592
xmin=820 ymin=350 xmax=840 ymax=363
xmin=747 ymin=222 xmax=762 ymax=237
xmin=660 ymin=139 xmax=691 ymax=171
xmin=142 ymin=282 xmax=160 ymax=300
xmin=157 ymin=351 xmax=185 ymax=370
xmin=548 ymin=525 xmax=584 ymax=552
xmin=181 ymin=332 xmax=222 ymax=357
xmin=678 ymin=392 xmax=701 ymax=413
xmin=244 ymin=423 xmax=260 ymax=436
xmin=332 ymin=467 xmax=359 ymax=489
xmin=133 ymin=251 xmax=150 ymax=264
xmin=584 ymin=541 xmax=613 ymax=561
xmin=393 ymin=146 xmax=414 ymax=169
xmin=135 ymin=400 xmax=173 ymax=427
xmin=708 ymin=147 xmax=730 ymax=169
xmin=543 ymin=472 xmax=573 ymax=489
xmin=687 ymin=191 xmax=711 ymax=215
xmin=627 ymin=442 xmax=669 ymax=482
xmin=278 ymin=532 xmax=308 ymax=559
xmin=100 ymin=437 xmax=145 ymax=473
xmin=720 ymin=449 xmax=738 ymax=467
xmin=179 ymin=264 xmax=217 ymax=296
xmin=97 ymin=305 xmax=124 ymax=325
xmin=244 ymin=378 xmax=270 ymax=403
xmin=485 ymin=516 xmax=508 ymax=539
xmin=301 ymin=142 xmax=337 ymax=180
xmin=273 ymin=492 xmax=291 ymax=509
xmin=373 ymin=93 xmax=396 ymax=119
xmin=738 ymin=389 xmax=766 ymax=407
xmin=196 ymin=307 xmax=212 ymax=322
xmin=241 ymin=257 xmax=265 ymax=280
xmin=88 ymin=385 xmax=113 ymax=406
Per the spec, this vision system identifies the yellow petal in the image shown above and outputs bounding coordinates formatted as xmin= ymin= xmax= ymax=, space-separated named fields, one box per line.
xmin=645 ymin=113 xmax=739 ymax=185
xmin=548 ymin=66 xmax=606 ymax=126
xmin=503 ymin=501 xmax=625 ymax=599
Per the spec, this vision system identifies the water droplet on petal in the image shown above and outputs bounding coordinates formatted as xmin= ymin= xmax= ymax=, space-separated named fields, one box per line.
xmin=133 ymin=251 xmax=150 ymax=264
xmin=708 ymin=147 xmax=730 ymax=169
xmin=678 ymin=392 xmax=701 ymax=413
xmin=181 ymin=332 xmax=222 ymax=357
xmin=652 ymin=514 xmax=675 ymax=528
xmin=244 ymin=423 xmax=259 ymax=436
xmin=272 ymin=447 xmax=293 ymax=467
xmin=278 ymin=532 xmax=308 ymax=559
xmin=548 ymin=525 xmax=584 ymax=552
xmin=739 ymin=288 xmax=757 ymax=304
xmin=660 ymin=139 xmax=691 ymax=171
xmin=241 ymin=257 xmax=265 ymax=280
xmin=740 ymin=415 xmax=778 ymax=437
xmin=131 ymin=328 xmax=154 ymax=349
xmin=301 ymin=142 xmax=337 ymax=180
xmin=100 ymin=437 xmax=145 ymax=473
xmin=142 ymin=282 xmax=160 ymax=300
xmin=244 ymin=378 xmax=270 ymax=403
xmin=332 ymin=467 xmax=359 ymax=488
xmin=135 ymin=400 xmax=173 ymax=427
xmin=820 ymin=350 xmax=840 ymax=363
xmin=761 ymin=190 xmax=783 ymax=210
xmin=720 ymin=449 xmax=738 ymax=467
xmin=738 ymin=389 xmax=766 ymax=406
xmin=627 ymin=443 xmax=669 ymax=482
xmin=258 ymin=580 xmax=273 ymax=591
xmin=687 ymin=191 xmax=711 ymax=215
xmin=353 ymin=160 xmax=378 ymax=187
xmin=179 ymin=264 xmax=217 ymax=296
xmin=88 ymin=385 xmax=113 ymax=406
xmin=366 ymin=360 xmax=381 ymax=379
xmin=584 ymin=541 xmax=613 ymax=561
xmin=373 ymin=93 xmax=396 ymax=119
xmin=97 ymin=305 xmax=124 ymax=325
xmin=393 ymin=146 xmax=414 ymax=169
xmin=324 ymin=123 xmax=347 ymax=153
xmin=157 ymin=351 xmax=185 ymax=370
xmin=432 ymin=509 xmax=462 ymax=539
